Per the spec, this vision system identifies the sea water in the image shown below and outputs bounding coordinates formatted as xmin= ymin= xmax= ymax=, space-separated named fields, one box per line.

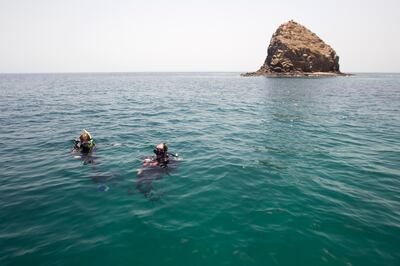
xmin=0 ymin=73 xmax=399 ymax=266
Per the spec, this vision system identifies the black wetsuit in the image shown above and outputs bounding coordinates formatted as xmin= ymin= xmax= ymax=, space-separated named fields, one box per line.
xmin=156 ymin=154 xmax=169 ymax=168
xmin=74 ymin=140 xmax=91 ymax=154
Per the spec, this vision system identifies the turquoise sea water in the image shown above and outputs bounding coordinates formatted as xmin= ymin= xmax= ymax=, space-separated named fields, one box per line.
xmin=1 ymin=73 xmax=399 ymax=266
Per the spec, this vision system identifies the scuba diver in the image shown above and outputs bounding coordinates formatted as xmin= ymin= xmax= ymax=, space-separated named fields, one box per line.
xmin=143 ymin=143 xmax=170 ymax=168
xmin=73 ymin=129 xmax=95 ymax=154
xmin=136 ymin=143 xmax=180 ymax=199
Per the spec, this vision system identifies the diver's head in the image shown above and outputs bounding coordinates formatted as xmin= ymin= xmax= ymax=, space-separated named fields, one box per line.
xmin=80 ymin=133 xmax=89 ymax=142
xmin=153 ymin=143 xmax=168 ymax=157
xmin=80 ymin=129 xmax=92 ymax=142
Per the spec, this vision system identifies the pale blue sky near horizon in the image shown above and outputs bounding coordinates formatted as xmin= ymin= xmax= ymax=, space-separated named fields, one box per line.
xmin=0 ymin=0 xmax=399 ymax=73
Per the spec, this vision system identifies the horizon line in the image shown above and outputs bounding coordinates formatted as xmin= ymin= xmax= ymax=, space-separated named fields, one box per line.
xmin=0 ymin=71 xmax=398 ymax=75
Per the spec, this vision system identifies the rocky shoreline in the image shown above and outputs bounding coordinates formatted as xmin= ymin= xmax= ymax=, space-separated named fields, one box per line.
xmin=241 ymin=71 xmax=350 ymax=77
xmin=243 ymin=20 xmax=348 ymax=77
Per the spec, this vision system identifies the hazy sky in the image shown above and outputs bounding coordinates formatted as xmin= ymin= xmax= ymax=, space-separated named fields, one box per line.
xmin=0 ymin=0 xmax=399 ymax=73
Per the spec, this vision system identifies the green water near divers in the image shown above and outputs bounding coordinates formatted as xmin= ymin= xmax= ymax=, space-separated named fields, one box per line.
xmin=1 ymin=73 xmax=399 ymax=266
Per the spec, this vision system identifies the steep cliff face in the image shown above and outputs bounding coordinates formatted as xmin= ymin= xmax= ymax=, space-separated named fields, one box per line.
xmin=245 ymin=20 xmax=344 ymax=76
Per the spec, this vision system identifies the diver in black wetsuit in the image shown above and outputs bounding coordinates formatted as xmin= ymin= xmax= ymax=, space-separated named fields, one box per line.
xmin=153 ymin=143 xmax=169 ymax=168
xmin=73 ymin=129 xmax=95 ymax=154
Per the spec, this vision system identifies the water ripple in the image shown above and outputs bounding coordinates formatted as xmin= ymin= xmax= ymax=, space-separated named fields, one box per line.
xmin=0 ymin=73 xmax=399 ymax=266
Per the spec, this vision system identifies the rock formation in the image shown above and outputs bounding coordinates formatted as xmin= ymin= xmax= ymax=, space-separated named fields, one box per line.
xmin=244 ymin=20 xmax=345 ymax=76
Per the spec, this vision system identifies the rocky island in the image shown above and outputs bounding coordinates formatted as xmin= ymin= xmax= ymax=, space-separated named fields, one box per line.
xmin=243 ymin=20 xmax=347 ymax=77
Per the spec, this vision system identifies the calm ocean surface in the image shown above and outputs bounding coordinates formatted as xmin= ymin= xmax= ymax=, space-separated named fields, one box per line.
xmin=0 ymin=73 xmax=399 ymax=266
